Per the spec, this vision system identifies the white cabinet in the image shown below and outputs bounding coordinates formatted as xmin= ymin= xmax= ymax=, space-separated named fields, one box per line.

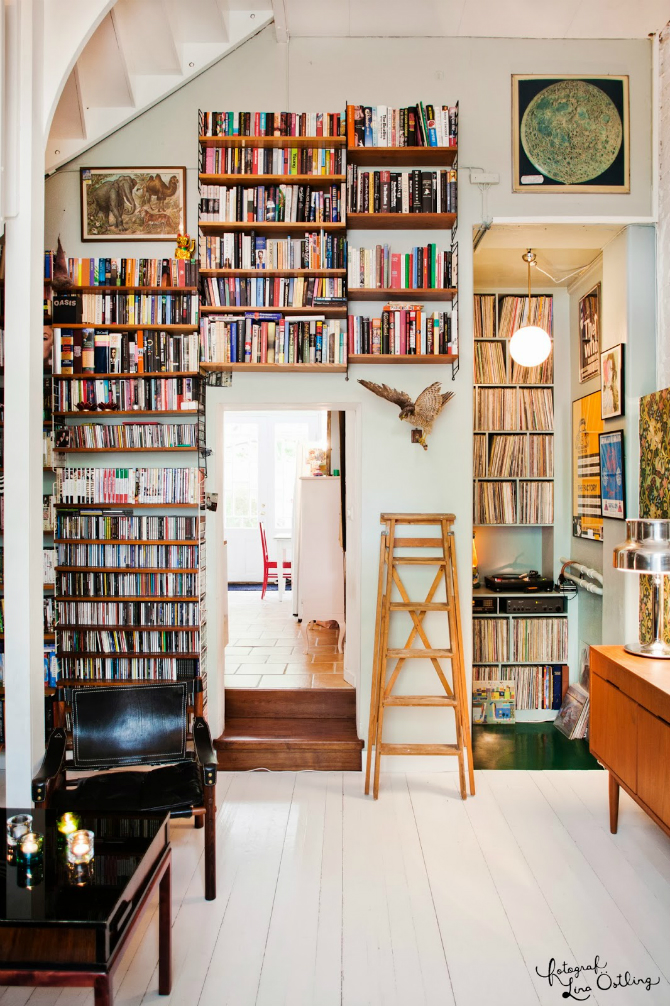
xmin=295 ymin=476 xmax=345 ymax=651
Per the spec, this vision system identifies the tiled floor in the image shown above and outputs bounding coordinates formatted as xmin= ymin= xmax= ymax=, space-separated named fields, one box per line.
xmin=225 ymin=589 xmax=352 ymax=689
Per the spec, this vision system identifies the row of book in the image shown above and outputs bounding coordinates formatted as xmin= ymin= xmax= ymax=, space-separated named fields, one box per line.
xmin=56 ymin=467 xmax=201 ymax=505
xmin=519 ymin=482 xmax=554 ymax=524
xmin=474 ymin=388 xmax=554 ymax=431
xmin=200 ymin=316 xmax=347 ymax=366
xmin=56 ymin=572 xmax=199 ymax=597
xmin=58 ymin=630 xmax=199 ymax=654
xmin=57 ymin=600 xmax=200 ymax=626
xmin=55 ymin=513 xmax=198 ymax=541
xmin=199 ymin=145 xmax=343 ymax=176
xmin=347 ymin=168 xmax=456 ymax=215
xmin=44 ymin=431 xmax=55 ymax=468
xmin=199 ymin=184 xmax=345 ymax=224
xmin=57 ymin=422 xmax=198 ymax=451
xmin=200 ymin=275 xmax=345 ymax=309
xmin=479 ymin=434 xmax=554 ymax=478
xmin=498 ymin=296 xmax=553 ymax=341
xmin=346 ymin=103 xmax=457 ymax=148
xmin=53 ymin=331 xmax=200 ymax=375
xmin=473 ymin=618 xmax=509 ymax=663
xmin=474 ymin=339 xmax=553 ymax=386
xmin=472 ymin=665 xmax=564 ymax=712
xmin=43 ymin=494 xmax=54 ymax=532
xmin=54 ymin=657 xmax=199 ymax=681
xmin=57 ymin=544 xmax=199 ymax=567
xmin=44 ymin=597 xmax=55 ymax=633
xmin=49 ymin=256 xmax=198 ymax=289
xmin=53 ymin=292 xmax=198 ymax=327
xmin=199 ymin=232 xmax=346 ymax=271
xmin=473 ymin=295 xmax=496 ymax=341
xmin=512 ymin=618 xmax=568 ymax=663
xmin=475 ymin=480 xmax=554 ymax=524
xmin=348 ymin=310 xmax=455 ymax=356
xmin=54 ymin=377 xmax=198 ymax=413
xmin=44 ymin=548 xmax=55 ymax=584
xmin=347 ymin=245 xmax=453 ymax=290
xmin=199 ymin=110 xmax=345 ymax=138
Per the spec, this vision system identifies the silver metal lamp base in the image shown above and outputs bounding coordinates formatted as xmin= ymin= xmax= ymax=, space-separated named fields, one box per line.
xmin=624 ymin=640 xmax=670 ymax=660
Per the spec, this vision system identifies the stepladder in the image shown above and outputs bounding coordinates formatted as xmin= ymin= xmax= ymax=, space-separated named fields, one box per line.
xmin=364 ymin=513 xmax=475 ymax=800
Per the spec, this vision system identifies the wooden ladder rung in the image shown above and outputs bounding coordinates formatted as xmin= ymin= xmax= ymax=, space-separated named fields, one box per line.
xmin=386 ymin=648 xmax=453 ymax=658
xmin=392 ymin=538 xmax=444 ymax=547
xmin=392 ymin=558 xmax=448 ymax=565
xmin=390 ymin=602 xmax=451 ymax=611
xmin=383 ymin=696 xmax=458 ymax=707
xmin=379 ymin=743 xmax=461 ymax=756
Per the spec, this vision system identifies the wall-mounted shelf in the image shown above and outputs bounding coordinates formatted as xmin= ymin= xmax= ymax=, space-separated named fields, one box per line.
xmin=348 ymin=354 xmax=457 ymax=365
xmin=348 ymin=213 xmax=456 ymax=231
xmin=199 ymin=174 xmax=345 ymax=185
xmin=199 ymin=362 xmax=348 ymax=374
xmin=347 ymin=146 xmax=457 ymax=167
xmin=199 ymin=135 xmax=346 ymax=148
xmin=348 ymin=288 xmax=456 ymax=302
xmin=200 ymin=305 xmax=347 ymax=317
xmin=198 ymin=221 xmax=346 ymax=235
xmin=200 ymin=268 xmax=346 ymax=278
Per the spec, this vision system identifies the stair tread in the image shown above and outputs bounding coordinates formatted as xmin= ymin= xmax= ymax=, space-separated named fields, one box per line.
xmin=217 ymin=716 xmax=363 ymax=748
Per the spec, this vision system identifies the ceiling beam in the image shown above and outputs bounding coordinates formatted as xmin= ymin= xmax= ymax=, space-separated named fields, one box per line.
xmin=271 ymin=0 xmax=288 ymax=43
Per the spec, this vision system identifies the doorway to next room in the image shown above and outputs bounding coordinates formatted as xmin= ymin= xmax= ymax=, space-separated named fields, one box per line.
xmin=222 ymin=409 xmax=351 ymax=691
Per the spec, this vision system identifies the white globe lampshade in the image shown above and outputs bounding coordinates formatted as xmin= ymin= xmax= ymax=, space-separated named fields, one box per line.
xmin=509 ymin=325 xmax=551 ymax=367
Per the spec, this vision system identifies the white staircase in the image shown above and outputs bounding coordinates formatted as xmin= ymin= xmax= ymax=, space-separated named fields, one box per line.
xmin=46 ymin=0 xmax=273 ymax=173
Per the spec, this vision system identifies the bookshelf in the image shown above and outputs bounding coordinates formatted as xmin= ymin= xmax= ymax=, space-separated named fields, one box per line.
xmin=473 ymin=294 xmax=554 ymax=527
xmin=472 ymin=291 xmax=565 ymax=721
xmin=50 ymin=260 xmax=208 ymax=716
xmin=345 ymin=101 xmax=459 ymax=374
xmin=197 ymin=105 xmax=460 ymax=372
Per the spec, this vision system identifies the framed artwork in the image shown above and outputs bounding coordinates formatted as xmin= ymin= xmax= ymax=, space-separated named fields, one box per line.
xmin=599 ymin=430 xmax=626 ymax=519
xmin=80 ymin=167 xmax=186 ymax=241
xmin=572 ymin=391 xmax=603 ymax=541
xmin=579 ymin=283 xmax=600 ymax=382
xmin=600 ymin=343 xmax=624 ymax=419
xmin=512 ymin=75 xmax=630 ymax=194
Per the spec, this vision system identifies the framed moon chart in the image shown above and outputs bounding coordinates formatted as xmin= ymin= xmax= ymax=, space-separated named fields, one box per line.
xmin=512 ymin=75 xmax=629 ymax=193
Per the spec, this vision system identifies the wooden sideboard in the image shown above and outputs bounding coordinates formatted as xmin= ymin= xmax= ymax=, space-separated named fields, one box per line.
xmin=590 ymin=645 xmax=670 ymax=837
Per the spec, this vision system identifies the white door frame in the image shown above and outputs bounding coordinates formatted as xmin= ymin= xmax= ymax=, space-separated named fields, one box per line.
xmin=212 ymin=399 xmax=362 ymax=692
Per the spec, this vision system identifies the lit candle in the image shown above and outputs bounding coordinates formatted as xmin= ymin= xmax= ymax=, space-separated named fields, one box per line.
xmin=57 ymin=812 xmax=80 ymax=837
xmin=67 ymin=829 xmax=94 ymax=864
xmin=16 ymin=831 xmax=44 ymax=868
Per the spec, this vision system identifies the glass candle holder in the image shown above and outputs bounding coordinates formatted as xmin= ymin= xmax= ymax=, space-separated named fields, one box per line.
xmin=17 ymin=860 xmax=44 ymax=889
xmin=67 ymin=860 xmax=94 ymax=887
xmin=16 ymin=831 xmax=44 ymax=865
xmin=66 ymin=830 xmax=94 ymax=864
xmin=6 ymin=814 xmax=33 ymax=847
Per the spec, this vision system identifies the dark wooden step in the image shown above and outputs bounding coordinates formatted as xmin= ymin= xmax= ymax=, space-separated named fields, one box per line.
xmin=223 ymin=687 xmax=356 ymax=719
xmin=217 ymin=689 xmax=363 ymax=771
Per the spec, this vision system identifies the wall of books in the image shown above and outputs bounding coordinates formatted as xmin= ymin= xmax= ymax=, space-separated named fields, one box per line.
xmin=472 ymin=291 xmax=566 ymax=722
xmin=48 ymin=255 xmax=207 ymax=716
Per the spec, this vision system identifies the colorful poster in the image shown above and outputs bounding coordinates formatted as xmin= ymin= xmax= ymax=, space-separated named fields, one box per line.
xmin=599 ymin=431 xmax=625 ymax=519
xmin=579 ymin=284 xmax=601 ymax=382
xmin=572 ymin=391 xmax=603 ymax=540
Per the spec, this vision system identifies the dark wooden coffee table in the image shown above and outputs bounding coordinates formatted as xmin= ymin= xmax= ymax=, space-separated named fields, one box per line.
xmin=0 ymin=810 xmax=171 ymax=1006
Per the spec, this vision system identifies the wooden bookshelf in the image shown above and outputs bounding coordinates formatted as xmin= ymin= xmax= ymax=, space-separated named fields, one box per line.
xmin=53 ymin=372 xmax=200 ymax=380
xmin=200 ymin=305 xmax=347 ymax=317
xmin=347 ymin=146 xmax=457 ymax=167
xmin=60 ymin=323 xmax=198 ymax=332
xmin=200 ymin=268 xmax=346 ymax=278
xmin=199 ymin=174 xmax=345 ymax=185
xmin=60 ymin=447 xmax=197 ymax=453
xmin=348 ymin=288 xmax=456 ymax=302
xmin=198 ymin=221 xmax=345 ymax=235
xmin=55 ymin=596 xmax=199 ymax=602
xmin=199 ymin=135 xmax=346 ymax=148
xmin=65 ymin=286 xmax=198 ymax=293
xmin=54 ymin=502 xmax=199 ymax=509
xmin=199 ymin=362 xmax=348 ymax=374
xmin=55 ymin=567 xmax=199 ymax=573
xmin=55 ymin=539 xmax=197 ymax=545
xmin=54 ymin=410 xmax=199 ymax=416
xmin=57 ymin=623 xmax=199 ymax=630
xmin=348 ymin=213 xmax=456 ymax=231
xmin=348 ymin=354 xmax=457 ymax=365
xmin=57 ymin=652 xmax=200 ymax=659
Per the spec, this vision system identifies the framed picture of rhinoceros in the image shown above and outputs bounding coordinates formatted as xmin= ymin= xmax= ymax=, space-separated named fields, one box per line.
xmin=80 ymin=167 xmax=186 ymax=241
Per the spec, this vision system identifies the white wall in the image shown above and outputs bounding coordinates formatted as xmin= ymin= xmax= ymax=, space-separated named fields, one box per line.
xmin=44 ymin=26 xmax=654 ymax=759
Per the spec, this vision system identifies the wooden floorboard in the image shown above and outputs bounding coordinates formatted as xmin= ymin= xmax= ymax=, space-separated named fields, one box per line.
xmin=1 ymin=770 xmax=670 ymax=1005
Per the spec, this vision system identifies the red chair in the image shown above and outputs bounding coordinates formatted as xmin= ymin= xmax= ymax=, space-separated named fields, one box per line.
xmin=259 ymin=522 xmax=291 ymax=599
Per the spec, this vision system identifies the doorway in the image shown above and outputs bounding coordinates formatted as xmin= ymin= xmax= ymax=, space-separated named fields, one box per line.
xmin=222 ymin=408 xmax=351 ymax=690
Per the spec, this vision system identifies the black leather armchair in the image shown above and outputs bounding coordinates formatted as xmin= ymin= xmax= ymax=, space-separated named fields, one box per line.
xmin=32 ymin=680 xmax=217 ymax=900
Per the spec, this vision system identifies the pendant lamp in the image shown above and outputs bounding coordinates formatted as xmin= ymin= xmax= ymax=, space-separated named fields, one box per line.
xmin=509 ymin=249 xmax=552 ymax=368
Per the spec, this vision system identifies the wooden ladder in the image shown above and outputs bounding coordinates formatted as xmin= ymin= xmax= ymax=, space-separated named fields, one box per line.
xmin=364 ymin=513 xmax=475 ymax=800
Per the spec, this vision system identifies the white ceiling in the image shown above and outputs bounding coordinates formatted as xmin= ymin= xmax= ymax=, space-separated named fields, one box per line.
xmin=473 ymin=223 xmax=623 ymax=288
xmin=277 ymin=0 xmax=670 ymax=39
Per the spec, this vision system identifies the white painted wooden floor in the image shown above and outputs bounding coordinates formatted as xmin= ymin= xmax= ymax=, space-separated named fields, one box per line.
xmin=2 ymin=770 xmax=670 ymax=1005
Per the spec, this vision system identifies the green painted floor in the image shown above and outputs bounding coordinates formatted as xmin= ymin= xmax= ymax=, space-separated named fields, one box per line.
xmin=472 ymin=722 xmax=601 ymax=771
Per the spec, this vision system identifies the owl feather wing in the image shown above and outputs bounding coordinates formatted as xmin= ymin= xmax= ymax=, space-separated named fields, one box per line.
xmin=358 ymin=380 xmax=414 ymax=411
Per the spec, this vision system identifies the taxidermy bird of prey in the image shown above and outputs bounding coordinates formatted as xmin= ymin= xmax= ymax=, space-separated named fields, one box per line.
xmin=358 ymin=380 xmax=454 ymax=450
